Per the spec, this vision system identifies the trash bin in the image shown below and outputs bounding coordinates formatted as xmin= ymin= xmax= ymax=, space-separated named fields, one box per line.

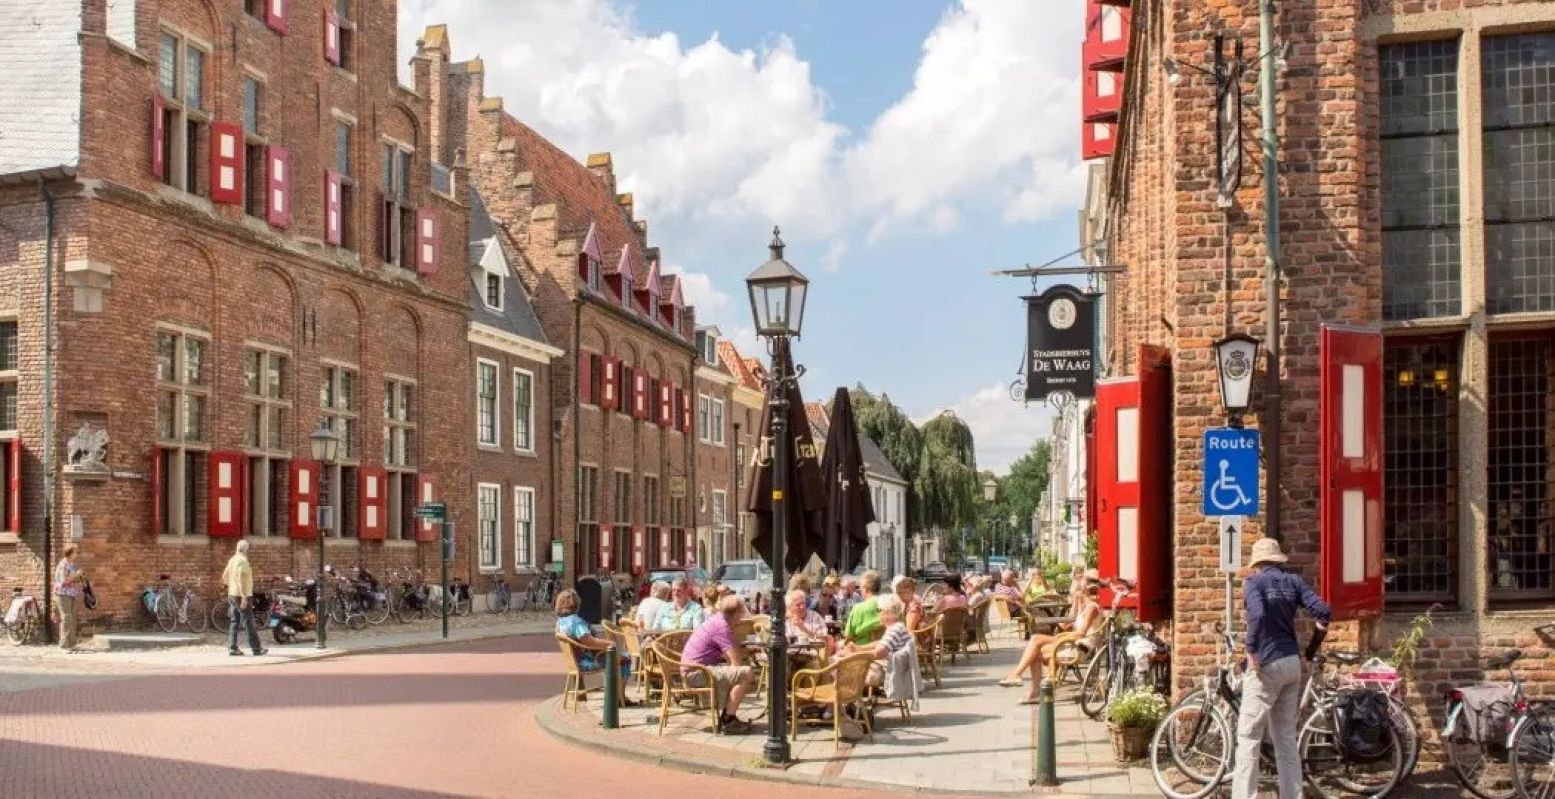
xmin=576 ymin=576 xmax=604 ymax=625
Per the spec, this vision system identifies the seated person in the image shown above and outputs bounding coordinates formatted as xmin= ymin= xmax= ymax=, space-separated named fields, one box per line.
xmin=1022 ymin=569 xmax=1053 ymax=604
xmin=680 ymin=594 xmax=756 ymax=734
xmin=653 ymin=577 xmax=707 ymax=631
xmin=892 ymin=575 xmax=924 ymax=635
xmin=784 ymin=588 xmax=831 ymax=646
xmin=810 ymin=577 xmax=842 ymax=621
xmin=841 ymin=570 xmax=884 ymax=644
xmin=999 ymin=580 xmax=1103 ymax=702
xmin=842 ymin=594 xmax=912 ymax=686
xmin=935 ymin=574 xmax=970 ymax=610
xmin=993 ymin=569 xmax=1027 ymax=617
xmin=635 ymin=580 xmax=672 ymax=630
xmin=554 ymin=588 xmax=632 ymax=700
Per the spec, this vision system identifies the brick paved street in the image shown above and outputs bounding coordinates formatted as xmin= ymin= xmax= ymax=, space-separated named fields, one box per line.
xmin=0 ymin=634 xmax=899 ymax=799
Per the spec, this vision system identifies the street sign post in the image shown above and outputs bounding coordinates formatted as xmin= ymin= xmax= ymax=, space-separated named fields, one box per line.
xmin=414 ymin=501 xmax=447 ymax=522
xmin=1219 ymin=516 xmax=1243 ymax=574
xmin=1202 ymin=428 xmax=1260 ymax=516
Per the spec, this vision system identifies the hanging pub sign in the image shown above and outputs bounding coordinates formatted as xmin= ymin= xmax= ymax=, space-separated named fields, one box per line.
xmin=1025 ymin=285 xmax=1098 ymax=401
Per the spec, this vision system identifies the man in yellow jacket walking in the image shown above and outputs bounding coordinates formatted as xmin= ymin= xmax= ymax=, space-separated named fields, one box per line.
xmin=222 ymin=540 xmax=267 ymax=656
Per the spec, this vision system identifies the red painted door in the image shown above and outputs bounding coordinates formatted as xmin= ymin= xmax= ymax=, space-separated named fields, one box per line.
xmin=1319 ymin=325 xmax=1384 ymax=620
xmin=1094 ymin=376 xmax=1140 ymax=613
xmin=1135 ymin=345 xmax=1172 ymax=623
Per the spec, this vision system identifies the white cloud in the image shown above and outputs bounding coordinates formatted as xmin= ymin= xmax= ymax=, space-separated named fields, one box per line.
xmin=661 ymin=265 xmax=731 ymax=318
xmin=926 ymin=381 xmax=1055 ymax=473
xmin=397 ymin=0 xmax=1087 ymax=263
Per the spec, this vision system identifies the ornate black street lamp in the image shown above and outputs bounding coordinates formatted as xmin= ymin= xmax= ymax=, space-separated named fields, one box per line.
xmin=746 ymin=226 xmax=808 ymax=765
xmin=310 ymin=420 xmax=341 ymax=649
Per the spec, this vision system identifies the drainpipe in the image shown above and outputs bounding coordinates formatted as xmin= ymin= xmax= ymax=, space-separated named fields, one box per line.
xmin=687 ymin=352 xmax=698 ymax=567
xmin=38 ymin=181 xmax=56 ymax=644
xmin=570 ymin=299 xmax=581 ymax=584
xmin=1259 ymin=0 xmax=1283 ymax=541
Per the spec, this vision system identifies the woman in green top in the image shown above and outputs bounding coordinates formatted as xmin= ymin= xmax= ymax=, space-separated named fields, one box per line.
xmin=841 ymin=570 xmax=884 ymax=643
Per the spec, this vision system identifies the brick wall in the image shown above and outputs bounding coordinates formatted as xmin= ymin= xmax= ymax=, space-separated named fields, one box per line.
xmin=1104 ymin=0 xmax=1555 ymax=714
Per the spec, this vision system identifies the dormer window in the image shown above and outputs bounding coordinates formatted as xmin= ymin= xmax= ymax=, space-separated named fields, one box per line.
xmin=703 ymin=333 xmax=717 ymax=363
xmin=484 ymin=273 xmax=503 ymax=310
xmin=587 ymin=258 xmax=602 ymax=292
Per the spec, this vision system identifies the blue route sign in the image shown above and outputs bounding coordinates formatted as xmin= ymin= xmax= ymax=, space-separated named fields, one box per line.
xmin=1202 ymin=428 xmax=1260 ymax=516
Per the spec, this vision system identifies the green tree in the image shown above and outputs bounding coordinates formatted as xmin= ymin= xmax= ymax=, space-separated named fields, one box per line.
xmin=998 ymin=440 xmax=1050 ymax=535
xmin=915 ymin=412 xmax=979 ymax=535
xmin=848 ymin=386 xmax=924 ymax=528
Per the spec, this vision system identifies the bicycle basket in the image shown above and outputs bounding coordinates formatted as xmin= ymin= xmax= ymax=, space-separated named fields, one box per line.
xmin=1330 ymin=687 xmax=1393 ymax=764
xmin=141 ymin=588 xmax=159 ymax=615
xmin=1453 ymin=684 xmax=1517 ymax=744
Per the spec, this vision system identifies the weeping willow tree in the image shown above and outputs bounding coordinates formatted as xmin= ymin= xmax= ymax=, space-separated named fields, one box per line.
xmin=915 ymin=412 xmax=979 ymax=540
xmin=845 ymin=386 xmax=923 ymax=529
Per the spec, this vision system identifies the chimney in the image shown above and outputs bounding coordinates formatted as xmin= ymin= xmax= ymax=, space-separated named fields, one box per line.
xmin=451 ymin=148 xmax=468 ymax=200
xmin=616 ymin=192 xmax=634 ymax=220
xmin=415 ymin=26 xmax=451 ymax=163
xmin=587 ymin=152 xmax=616 ymax=193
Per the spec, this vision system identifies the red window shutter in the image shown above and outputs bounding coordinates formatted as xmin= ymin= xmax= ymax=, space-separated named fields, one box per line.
xmin=288 ymin=460 xmax=319 ymax=539
xmin=578 ymin=351 xmax=594 ymax=406
xmin=266 ymin=146 xmax=290 ymax=228
xmin=1319 ymin=325 xmax=1384 ymax=621
xmin=683 ymin=532 xmax=695 ymax=568
xmin=264 ymin=0 xmax=288 ymax=34
xmin=659 ymin=526 xmax=672 ymax=567
xmin=150 ymin=448 xmax=163 ymax=535
xmin=358 ymin=466 xmax=387 ymax=540
xmin=633 ymin=372 xmax=647 ymax=420
xmin=632 ymin=525 xmax=646 ymax=575
xmin=324 ymin=170 xmax=343 ymax=245
xmin=7 ymin=441 xmax=21 ymax=533
xmin=208 ymin=122 xmax=244 ymax=204
xmin=599 ymin=524 xmax=613 ymax=571
xmin=151 ymin=95 xmax=165 ymax=179
xmin=416 ymin=475 xmax=439 ymax=542
xmin=659 ymin=382 xmax=673 ymax=428
xmin=207 ymin=451 xmax=245 ymax=537
xmin=323 ymin=9 xmax=341 ymax=65
xmin=602 ymin=357 xmax=619 ymax=411
xmin=680 ymin=389 xmax=692 ymax=433
xmin=1134 ymin=345 xmax=1172 ymax=623
xmin=416 ymin=209 xmax=441 ymax=274
xmin=577 ymin=254 xmax=590 ymax=283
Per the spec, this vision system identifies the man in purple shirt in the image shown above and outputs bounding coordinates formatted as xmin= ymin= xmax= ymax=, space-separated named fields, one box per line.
xmin=681 ymin=594 xmax=754 ymax=734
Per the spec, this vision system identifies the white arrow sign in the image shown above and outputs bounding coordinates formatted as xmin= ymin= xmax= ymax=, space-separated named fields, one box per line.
xmin=1219 ymin=516 xmax=1244 ymax=575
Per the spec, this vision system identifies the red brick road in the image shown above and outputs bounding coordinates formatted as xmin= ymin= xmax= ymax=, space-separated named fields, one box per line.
xmin=0 ymin=636 xmax=895 ymax=799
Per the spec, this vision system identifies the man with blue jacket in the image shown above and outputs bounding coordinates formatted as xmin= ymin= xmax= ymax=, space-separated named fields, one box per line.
xmin=1233 ymin=537 xmax=1331 ymax=799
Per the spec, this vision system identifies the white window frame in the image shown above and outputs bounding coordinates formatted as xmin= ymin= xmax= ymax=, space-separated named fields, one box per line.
xmin=319 ymin=361 xmax=359 ymax=538
xmin=242 ymin=345 xmax=291 ymax=537
xmin=712 ymin=490 xmax=727 ymax=529
xmin=513 ymin=367 xmax=535 ymax=453
xmin=0 ymin=319 xmax=17 ymax=433
xmin=157 ymin=28 xmax=211 ymax=195
xmin=155 ymin=325 xmax=211 ymax=536
xmin=484 ymin=272 xmax=504 ymax=311
xmin=477 ymin=482 xmax=501 ymax=573
xmin=514 ymin=486 xmax=536 ymax=570
xmin=476 ymin=358 xmax=500 ymax=447
xmin=698 ymin=394 xmax=711 ymax=442
xmin=711 ymin=398 xmax=725 ymax=446
xmin=383 ymin=376 xmax=417 ymax=541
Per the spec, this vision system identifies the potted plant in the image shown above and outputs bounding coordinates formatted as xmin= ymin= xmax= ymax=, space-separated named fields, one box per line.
xmin=1105 ymin=687 xmax=1168 ymax=762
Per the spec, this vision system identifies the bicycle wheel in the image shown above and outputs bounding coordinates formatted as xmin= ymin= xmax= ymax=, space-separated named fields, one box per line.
xmin=455 ymin=593 xmax=472 ymax=617
xmin=1445 ymin=700 xmax=1519 ymax=799
xmin=1078 ymin=650 xmax=1112 ymax=720
xmin=184 ymin=592 xmax=208 ymax=633
xmin=328 ymin=593 xmax=348 ymax=626
xmin=487 ymin=589 xmax=508 ymax=614
xmin=1511 ymin=704 xmax=1555 ymax=799
xmin=210 ymin=598 xmax=233 ymax=631
xmin=5 ymin=616 xmax=29 ymax=645
xmin=154 ymin=592 xmax=178 ymax=633
xmin=394 ymin=593 xmax=423 ymax=623
xmin=1299 ymin=705 xmax=1403 ymax=798
xmin=363 ymin=592 xmax=391 ymax=626
xmin=346 ymin=611 xmax=367 ymax=631
xmin=1149 ymin=699 xmax=1231 ymax=799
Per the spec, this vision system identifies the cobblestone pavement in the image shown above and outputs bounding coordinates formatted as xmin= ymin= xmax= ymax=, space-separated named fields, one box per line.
xmin=0 ymin=634 xmax=903 ymax=799
xmin=546 ymin=626 xmax=1157 ymax=796
xmin=0 ymin=610 xmax=557 ymax=693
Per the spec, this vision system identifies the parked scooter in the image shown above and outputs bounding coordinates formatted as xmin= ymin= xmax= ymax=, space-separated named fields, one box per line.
xmin=268 ymin=576 xmax=319 ymax=644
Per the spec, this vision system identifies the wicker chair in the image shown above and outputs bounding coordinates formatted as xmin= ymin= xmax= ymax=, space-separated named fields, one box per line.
xmin=966 ymin=598 xmax=992 ymax=654
xmin=555 ymin=634 xmax=609 ymax=712
xmin=1045 ymin=629 xmax=1099 ymax=685
xmin=650 ymin=639 xmax=721 ymax=735
xmin=990 ymin=595 xmax=1016 ymax=638
xmin=640 ymin=629 xmax=691 ymax=702
xmin=615 ymin=619 xmax=646 ymax=698
xmin=912 ymin=615 xmax=943 ymax=688
xmin=936 ymin=607 xmax=968 ymax=664
xmin=790 ymin=652 xmax=876 ymax=744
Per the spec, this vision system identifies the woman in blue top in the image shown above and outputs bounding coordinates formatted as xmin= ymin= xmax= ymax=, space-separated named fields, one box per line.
xmin=554 ymin=589 xmax=633 ymax=698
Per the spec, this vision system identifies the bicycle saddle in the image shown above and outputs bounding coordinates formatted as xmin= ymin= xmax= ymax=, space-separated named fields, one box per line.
xmin=1487 ymin=649 xmax=1522 ymax=669
xmin=1326 ymin=651 xmax=1364 ymax=665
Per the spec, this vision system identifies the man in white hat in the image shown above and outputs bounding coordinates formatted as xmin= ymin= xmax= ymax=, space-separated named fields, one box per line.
xmin=1232 ymin=537 xmax=1330 ymax=799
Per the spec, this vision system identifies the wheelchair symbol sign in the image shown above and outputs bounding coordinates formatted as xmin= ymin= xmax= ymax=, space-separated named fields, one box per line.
xmin=1202 ymin=428 xmax=1260 ymax=516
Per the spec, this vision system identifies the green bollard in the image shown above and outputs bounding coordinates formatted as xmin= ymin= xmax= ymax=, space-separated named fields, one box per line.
xmin=603 ymin=646 xmax=620 ymax=730
xmin=1034 ymin=676 xmax=1058 ymax=786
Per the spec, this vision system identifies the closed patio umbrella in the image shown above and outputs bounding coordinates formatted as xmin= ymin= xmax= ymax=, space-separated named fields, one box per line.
xmin=746 ymin=339 xmax=826 ymax=573
xmin=820 ymin=387 xmax=875 ymax=573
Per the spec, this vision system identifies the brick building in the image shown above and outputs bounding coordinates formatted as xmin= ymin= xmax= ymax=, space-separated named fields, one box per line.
xmin=1085 ymin=0 xmax=1555 ymax=704
xmin=417 ymin=27 xmax=732 ymax=585
xmin=466 ymin=189 xmax=560 ymax=592
xmin=0 ymin=0 xmax=470 ymax=629
xmin=692 ymin=326 xmax=738 ymax=569
xmin=718 ymin=339 xmax=767 ymax=563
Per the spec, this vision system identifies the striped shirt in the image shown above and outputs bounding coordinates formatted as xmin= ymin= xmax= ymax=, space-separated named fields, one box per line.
xmin=879 ymin=622 xmax=912 ymax=655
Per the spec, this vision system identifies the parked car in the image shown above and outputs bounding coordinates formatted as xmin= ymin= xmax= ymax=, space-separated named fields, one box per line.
xmin=917 ymin=561 xmax=951 ymax=582
xmin=712 ymin=560 xmax=772 ymax=607
xmin=637 ymin=566 xmax=711 ymax=601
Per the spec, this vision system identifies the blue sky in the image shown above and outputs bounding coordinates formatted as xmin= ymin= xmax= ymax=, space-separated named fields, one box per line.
xmin=398 ymin=0 xmax=1087 ymax=471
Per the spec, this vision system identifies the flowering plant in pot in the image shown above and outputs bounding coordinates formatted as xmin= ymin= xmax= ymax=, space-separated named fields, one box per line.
xmin=1105 ymin=687 xmax=1168 ymax=762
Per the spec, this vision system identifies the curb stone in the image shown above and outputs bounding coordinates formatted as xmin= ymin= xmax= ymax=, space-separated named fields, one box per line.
xmin=532 ymin=695 xmax=1156 ymax=798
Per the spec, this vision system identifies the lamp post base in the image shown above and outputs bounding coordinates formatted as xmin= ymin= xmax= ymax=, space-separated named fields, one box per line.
xmin=763 ymin=737 xmax=791 ymax=764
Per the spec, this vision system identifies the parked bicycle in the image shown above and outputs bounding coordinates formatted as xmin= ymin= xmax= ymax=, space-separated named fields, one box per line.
xmin=1078 ymin=578 xmax=1167 ymax=719
xmin=323 ymin=572 xmax=368 ymax=631
xmin=389 ymin=568 xmax=433 ymax=622
xmin=142 ymin=574 xmax=207 ymax=634
xmin=1149 ymin=624 xmax=1406 ymax=799
xmin=487 ymin=575 xmax=513 ymax=614
xmin=1444 ymin=641 xmax=1555 ymax=799
xmin=3 ymin=587 xmax=42 ymax=645
xmin=520 ymin=571 xmax=560 ymax=611
xmin=209 ymin=583 xmax=276 ymax=631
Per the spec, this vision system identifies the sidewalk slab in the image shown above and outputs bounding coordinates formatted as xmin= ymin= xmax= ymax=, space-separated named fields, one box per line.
xmin=537 ymin=625 xmax=1158 ymax=797
xmin=93 ymin=632 xmax=204 ymax=650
